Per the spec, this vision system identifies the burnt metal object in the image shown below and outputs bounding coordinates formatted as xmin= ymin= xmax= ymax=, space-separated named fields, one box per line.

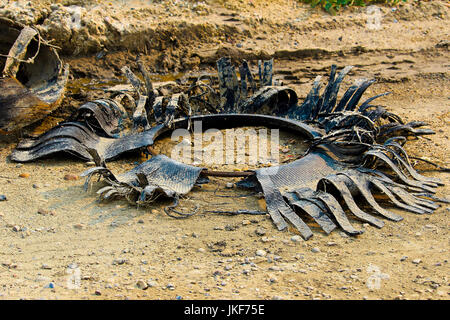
xmin=82 ymin=149 xmax=203 ymax=204
xmin=11 ymin=57 xmax=446 ymax=240
xmin=0 ymin=18 xmax=69 ymax=133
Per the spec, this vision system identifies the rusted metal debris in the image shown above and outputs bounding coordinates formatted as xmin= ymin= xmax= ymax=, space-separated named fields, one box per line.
xmin=0 ymin=17 xmax=69 ymax=134
xmin=10 ymin=56 xmax=447 ymax=240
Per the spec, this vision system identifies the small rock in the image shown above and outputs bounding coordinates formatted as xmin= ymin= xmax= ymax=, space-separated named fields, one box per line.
xmin=112 ymin=258 xmax=127 ymax=265
xmin=261 ymin=236 xmax=271 ymax=243
xmin=291 ymin=235 xmax=301 ymax=243
xmin=12 ymin=225 xmax=21 ymax=232
xmin=412 ymin=259 xmax=422 ymax=265
xmin=255 ymin=227 xmax=266 ymax=236
xmin=269 ymin=266 xmax=281 ymax=271
xmin=225 ymin=182 xmax=234 ymax=189
xmin=38 ymin=208 xmax=55 ymax=216
xmin=136 ymin=280 xmax=148 ymax=290
xmin=41 ymin=264 xmax=52 ymax=270
xmin=18 ymin=173 xmax=30 ymax=178
xmin=255 ymin=249 xmax=266 ymax=257
xmin=400 ymin=256 xmax=408 ymax=262
xmin=0 ymin=195 xmax=7 ymax=201
xmin=242 ymin=219 xmax=251 ymax=225
xmin=137 ymin=219 xmax=144 ymax=224
xmin=64 ymin=174 xmax=79 ymax=181
xmin=197 ymin=248 xmax=205 ymax=253
xmin=166 ymin=283 xmax=175 ymax=290
xmin=147 ymin=280 xmax=157 ymax=287
xmin=311 ymin=247 xmax=320 ymax=253
xmin=225 ymin=224 xmax=236 ymax=231
xmin=326 ymin=242 xmax=337 ymax=246
xmin=94 ymin=290 xmax=102 ymax=296
xmin=44 ymin=282 xmax=55 ymax=289
xmin=74 ymin=223 xmax=86 ymax=230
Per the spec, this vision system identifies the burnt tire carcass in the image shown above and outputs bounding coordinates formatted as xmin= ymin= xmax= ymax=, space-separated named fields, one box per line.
xmin=0 ymin=17 xmax=69 ymax=134
xmin=10 ymin=56 xmax=447 ymax=240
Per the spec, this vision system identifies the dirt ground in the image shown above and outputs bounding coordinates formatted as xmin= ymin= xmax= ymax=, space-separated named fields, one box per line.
xmin=0 ymin=0 xmax=449 ymax=300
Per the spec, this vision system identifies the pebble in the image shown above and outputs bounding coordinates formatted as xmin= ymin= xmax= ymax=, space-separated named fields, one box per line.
xmin=94 ymin=290 xmax=102 ymax=296
xmin=291 ymin=235 xmax=301 ymax=243
xmin=74 ymin=223 xmax=86 ymax=230
xmin=12 ymin=225 xmax=21 ymax=232
xmin=136 ymin=280 xmax=148 ymax=290
xmin=400 ymin=256 xmax=408 ymax=262
xmin=147 ymin=280 xmax=157 ymax=287
xmin=0 ymin=195 xmax=7 ymax=201
xmin=137 ymin=219 xmax=144 ymax=224
xmin=255 ymin=227 xmax=266 ymax=236
xmin=255 ymin=249 xmax=266 ymax=257
xmin=41 ymin=264 xmax=52 ymax=270
xmin=38 ymin=208 xmax=55 ymax=216
xmin=18 ymin=173 xmax=30 ymax=178
xmin=269 ymin=266 xmax=281 ymax=271
xmin=268 ymin=276 xmax=278 ymax=283
xmin=44 ymin=282 xmax=55 ymax=289
xmin=311 ymin=247 xmax=320 ymax=253
xmin=166 ymin=283 xmax=175 ymax=290
xmin=242 ymin=219 xmax=251 ymax=225
xmin=412 ymin=259 xmax=422 ymax=265
xmin=197 ymin=248 xmax=205 ymax=253
xmin=326 ymin=242 xmax=337 ymax=246
xmin=64 ymin=174 xmax=79 ymax=181
xmin=261 ymin=237 xmax=272 ymax=243
xmin=112 ymin=258 xmax=127 ymax=265
xmin=225 ymin=182 xmax=234 ymax=188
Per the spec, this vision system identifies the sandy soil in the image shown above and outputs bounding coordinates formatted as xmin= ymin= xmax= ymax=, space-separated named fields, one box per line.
xmin=0 ymin=0 xmax=449 ymax=300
